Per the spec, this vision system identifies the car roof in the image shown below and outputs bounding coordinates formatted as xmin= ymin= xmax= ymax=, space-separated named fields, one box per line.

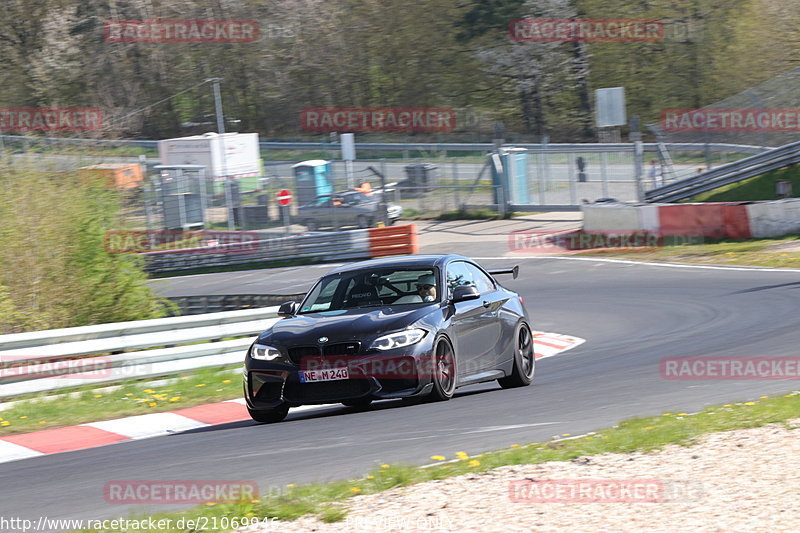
xmin=324 ymin=254 xmax=471 ymax=275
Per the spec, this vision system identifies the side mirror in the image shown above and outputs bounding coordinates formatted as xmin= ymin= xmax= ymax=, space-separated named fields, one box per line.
xmin=451 ymin=285 xmax=480 ymax=303
xmin=277 ymin=301 xmax=297 ymax=317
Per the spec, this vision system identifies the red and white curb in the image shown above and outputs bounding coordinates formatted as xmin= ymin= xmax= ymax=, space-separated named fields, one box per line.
xmin=533 ymin=331 xmax=585 ymax=359
xmin=0 ymin=331 xmax=584 ymax=465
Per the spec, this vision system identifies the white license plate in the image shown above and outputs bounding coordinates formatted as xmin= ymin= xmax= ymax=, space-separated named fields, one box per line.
xmin=299 ymin=367 xmax=349 ymax=383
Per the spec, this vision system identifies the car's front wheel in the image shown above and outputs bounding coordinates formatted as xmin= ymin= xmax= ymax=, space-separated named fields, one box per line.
xmin=428 ymin=337 xmax=456 ymax=401
xmin=498 ymin=322 xmax=535 ymax=389
xmin=248 ymin=405 xmax=289 ymax=423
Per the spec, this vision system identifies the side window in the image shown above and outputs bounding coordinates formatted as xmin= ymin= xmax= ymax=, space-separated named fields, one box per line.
xmin=466 ymin=263 xmax=495 ymax=294
xmin=446 ymin=261 xmax=474 ymax=298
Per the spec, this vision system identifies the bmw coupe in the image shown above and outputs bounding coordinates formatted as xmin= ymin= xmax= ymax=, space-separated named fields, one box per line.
xmin=244 ymin=254 xmax=534 ymax=423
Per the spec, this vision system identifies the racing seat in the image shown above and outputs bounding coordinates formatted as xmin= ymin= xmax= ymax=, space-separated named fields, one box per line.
xmin=346 ymin=283 xmax=381 ymax=307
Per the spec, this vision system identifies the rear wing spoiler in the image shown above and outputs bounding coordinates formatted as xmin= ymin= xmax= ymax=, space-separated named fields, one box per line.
xmin=487 ymin=265 xmax=519 ymax=279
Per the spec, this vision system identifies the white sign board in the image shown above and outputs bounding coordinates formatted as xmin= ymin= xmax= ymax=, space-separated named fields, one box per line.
xmin=341 ymin=133 xmax=356 ymax=161
xmin=595 ymin=87 xmax=626 ymax=128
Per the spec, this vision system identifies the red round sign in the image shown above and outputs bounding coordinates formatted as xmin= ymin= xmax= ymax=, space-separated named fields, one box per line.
xmin=276 ymin=189 xmax=293 ymax=206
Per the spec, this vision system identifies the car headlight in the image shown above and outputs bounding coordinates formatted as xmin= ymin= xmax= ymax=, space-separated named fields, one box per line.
xmin=250 ymin=343 xmax=283 ymax=361
xmin=370 ymin=328 xmax=426 ymax=351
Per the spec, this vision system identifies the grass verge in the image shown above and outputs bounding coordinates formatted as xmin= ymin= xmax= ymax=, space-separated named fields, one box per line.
xmin=690 ymin=165 xmax=800 ymax=202
xmin=0 ymin=367 xmax=242 ymax=436
xmin=73 ymin=390 xmax=800 ymax=532
xmin=575 ymin=236 xmax=800 ymax=267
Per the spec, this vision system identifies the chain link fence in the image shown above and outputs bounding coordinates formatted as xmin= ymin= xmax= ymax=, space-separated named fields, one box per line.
xmin=1 ymin=137 xmax=771 ymax=234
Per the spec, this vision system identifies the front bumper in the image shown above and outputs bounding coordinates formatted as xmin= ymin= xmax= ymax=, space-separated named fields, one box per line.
xmin=244 ymin=343 xmax=435 ymax=408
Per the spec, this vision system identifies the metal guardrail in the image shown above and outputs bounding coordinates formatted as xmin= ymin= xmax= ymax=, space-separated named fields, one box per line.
xmin=0 ymin=135 xmax=771 ymax=154
xmin=168 ymin=294 xmax=305 ymax=315
xmin=143 ymin=229 xmax=371 ymax=273
xmin=0 ymin=307 xmax=280 ymax=398
xmin=644 ymin=140 xmax=800 ymax=203
xmin=141 ymin=224 xmax=418 ymax=274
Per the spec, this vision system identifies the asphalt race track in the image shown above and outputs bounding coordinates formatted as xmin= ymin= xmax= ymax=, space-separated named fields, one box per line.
xmin=3 ymin=257 xmax=800 ymax=525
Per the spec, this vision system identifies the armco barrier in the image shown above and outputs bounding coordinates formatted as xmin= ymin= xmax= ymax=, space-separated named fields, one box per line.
xmin=168 ymin=294 xmax=306 ymax=315
xmin=0 ymin=307 xmax=280 ymax=398
xmin=140 ymin=224 xmax=418 ymax=273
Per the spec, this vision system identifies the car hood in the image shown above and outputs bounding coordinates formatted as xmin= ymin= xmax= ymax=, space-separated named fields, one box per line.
xmin=258 ymin=306 xmax=435 ymax=344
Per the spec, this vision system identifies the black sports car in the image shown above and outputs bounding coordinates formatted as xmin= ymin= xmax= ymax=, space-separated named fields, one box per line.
xmin=243 ymin=254 xmax=535 ymax=423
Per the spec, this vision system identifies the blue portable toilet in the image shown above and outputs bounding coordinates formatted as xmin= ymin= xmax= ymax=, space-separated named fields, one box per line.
xmin=490 ymin=148 xmax=530 ymax=206
xmin=292 ymin=160 xmax=333 ymax=206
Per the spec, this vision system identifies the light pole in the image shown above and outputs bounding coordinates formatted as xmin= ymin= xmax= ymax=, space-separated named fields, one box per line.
xmin=206 ymin=77 xmax=234 ymax=230
xmin=207 ymin=78 xmax=226 ymax=134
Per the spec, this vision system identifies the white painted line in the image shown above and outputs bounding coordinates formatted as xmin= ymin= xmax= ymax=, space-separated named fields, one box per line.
xmin=85 ymin=412 xmax=207 ymax=439
xmin=0 ymin=440 xmax=45 ymax=463
xmin=473 ymin=255 xmax=800 ymax=273
xmin=462 ymin=422 xmax=559 ymax=435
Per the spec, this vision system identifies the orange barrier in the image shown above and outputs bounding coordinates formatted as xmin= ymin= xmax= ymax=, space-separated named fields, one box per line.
xmin=368 ymin=224 xmax=418 ymax=257
xmin=78 ymin=163 xmax=144 ymax=190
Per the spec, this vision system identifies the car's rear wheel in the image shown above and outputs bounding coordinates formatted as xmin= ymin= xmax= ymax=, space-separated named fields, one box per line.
xmin=248 ymin=405 xmax=289 ymax=423
xmin=341 ymin=398 xmax=372 ymax=409
xmin=428 ymin=337 xmax=456 ymax=401
xmin=498 ymin=322 xmax=535 ymax=389
xmin=357 ymin=215 xmax=371 ymax=229
xmin=304 ymin=219 xmax=318 ymax=231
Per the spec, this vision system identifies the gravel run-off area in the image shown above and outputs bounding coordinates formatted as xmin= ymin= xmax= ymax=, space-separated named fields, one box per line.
xmin=238 ymin=419 xmax=800 ymax=533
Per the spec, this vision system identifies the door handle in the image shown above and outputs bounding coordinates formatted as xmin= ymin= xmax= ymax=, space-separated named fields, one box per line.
xmin=482 ymin=300 xmax=491 ymax=308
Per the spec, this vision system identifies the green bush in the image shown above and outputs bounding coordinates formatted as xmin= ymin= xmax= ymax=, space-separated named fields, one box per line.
xmin=0 ymin=165 xmax=172 ymax=333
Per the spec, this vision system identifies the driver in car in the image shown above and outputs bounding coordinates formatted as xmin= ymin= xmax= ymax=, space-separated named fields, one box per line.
xmin=394 ymin=273 xmax=437 ymax=304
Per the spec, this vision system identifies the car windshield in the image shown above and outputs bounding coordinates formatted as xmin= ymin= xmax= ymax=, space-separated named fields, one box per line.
xmin=298 ymin=268 xmax=438 ymax=313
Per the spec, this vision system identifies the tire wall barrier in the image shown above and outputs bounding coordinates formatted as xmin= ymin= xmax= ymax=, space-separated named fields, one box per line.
xmin=583 ymin=200 xmax=800 ymax=240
